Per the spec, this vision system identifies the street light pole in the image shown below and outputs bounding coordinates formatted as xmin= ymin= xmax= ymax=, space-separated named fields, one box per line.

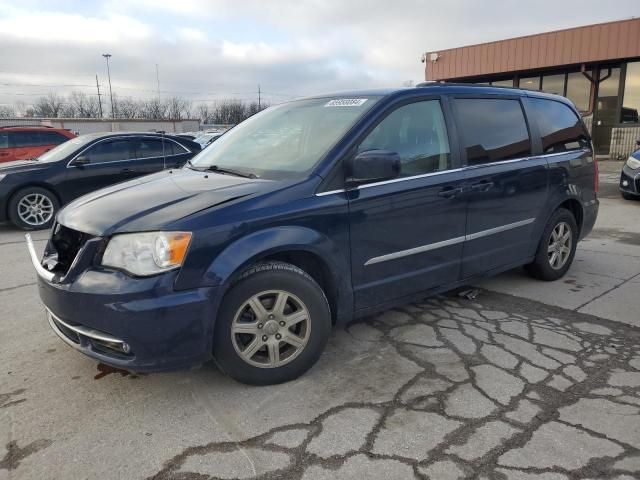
xmin=102 ymin=53 xmax=115 ymax=118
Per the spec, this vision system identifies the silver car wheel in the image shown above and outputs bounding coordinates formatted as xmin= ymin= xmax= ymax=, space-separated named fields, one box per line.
xmin=17 ymin=193 xmax=54 ymax=227
xmin=231 ymin=290 xmax=311 ymax=368
xmin=547 ymin=221 xmax=572 ymax=270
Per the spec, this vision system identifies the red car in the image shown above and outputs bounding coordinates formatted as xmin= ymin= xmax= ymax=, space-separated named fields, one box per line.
xmin=0 ymin=126 xmax=76 ymax=163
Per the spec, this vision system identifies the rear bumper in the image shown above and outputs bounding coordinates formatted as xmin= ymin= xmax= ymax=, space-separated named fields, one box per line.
xmin=37 ymin=269 xmax=221 ymax=372
xmin=580 ymin=199 xmax=599 ymax=240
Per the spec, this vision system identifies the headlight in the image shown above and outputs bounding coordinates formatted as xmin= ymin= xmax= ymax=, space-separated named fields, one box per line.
xmin=102 ymin=231 xmax=192 ymax=276
xmin=627 ymin=156 xmax=640 ymax=170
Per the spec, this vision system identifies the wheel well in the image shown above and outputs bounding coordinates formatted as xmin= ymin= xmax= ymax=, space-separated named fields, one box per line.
xmin=558 ymin=199 xmax=583 ymax=235
xmin=261 ymin=251 xmax=338 ymax=324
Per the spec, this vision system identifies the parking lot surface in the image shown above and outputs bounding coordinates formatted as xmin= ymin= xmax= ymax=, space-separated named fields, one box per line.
xmin=1 ymin=161 xmax=639 ymax=480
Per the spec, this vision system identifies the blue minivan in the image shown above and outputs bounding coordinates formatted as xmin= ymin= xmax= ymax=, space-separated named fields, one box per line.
xmin=28 ymin=84 xmax=598 ymax=385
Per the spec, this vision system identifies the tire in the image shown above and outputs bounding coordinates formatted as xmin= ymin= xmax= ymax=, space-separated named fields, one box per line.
xmin=8 ymin=186 xmax=59 ymax=230
xmin=621 ymin=191 xmax=637 ymax=200
xmin=213 ymin=261 xmax=331 ymax=385
xmin=525 ymin=208 xmax=578 ymax=281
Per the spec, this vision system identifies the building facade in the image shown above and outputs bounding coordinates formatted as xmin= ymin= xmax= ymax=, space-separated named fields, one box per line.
xmin=424 ymin=18 xmax=640 ymax=158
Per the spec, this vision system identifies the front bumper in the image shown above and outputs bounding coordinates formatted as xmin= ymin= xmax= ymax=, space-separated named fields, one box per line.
xmin=620 ymin=165 xmax=640 ymax=197
xmin=27 ymin=234 xmax=220 ymax=372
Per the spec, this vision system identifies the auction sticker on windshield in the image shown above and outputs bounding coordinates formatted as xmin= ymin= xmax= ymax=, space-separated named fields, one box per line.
xmin=324 ymin=98 xmax=368 ymax=107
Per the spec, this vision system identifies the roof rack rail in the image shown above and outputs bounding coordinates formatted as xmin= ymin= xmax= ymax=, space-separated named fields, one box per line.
xmin=0 ymin=124 xmax=53 ymax=129
xmin=415 ymin=81 xmax=526 ymax=91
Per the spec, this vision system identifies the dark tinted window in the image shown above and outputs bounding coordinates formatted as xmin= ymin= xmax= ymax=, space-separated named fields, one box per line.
xmin=11 ymin=131 xmax=41 ymax=147
xmin=39 ymin=131 xmax=69 ymax=145
xmin=136 ymin=138 xmax=166 ymax=158
xmin=358 ymin=100 xmax=451 ymax=176
xmin=0 ymin=133 xmax=7 ymax=149
xmin=456 ymin=98 xmax=531 ymax=165
xmin=529 ymin=98 xmax=590 ymax=153
xmin=84 ymin=139 xmax=135 ymax=163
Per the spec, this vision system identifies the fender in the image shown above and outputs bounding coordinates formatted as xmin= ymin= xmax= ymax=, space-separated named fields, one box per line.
xmin=201 ymin=225 xmax=353 ymax=321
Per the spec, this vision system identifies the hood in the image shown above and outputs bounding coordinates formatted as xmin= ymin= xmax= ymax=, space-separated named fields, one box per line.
xmin=0 ymin=159 xmax=53 ymax=175
xmin=57 ymin=168 xmax=273 ymax=236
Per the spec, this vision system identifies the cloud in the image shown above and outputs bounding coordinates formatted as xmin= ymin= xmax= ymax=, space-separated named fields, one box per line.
xmin=0 ymin=0 xmax=639 ymax=108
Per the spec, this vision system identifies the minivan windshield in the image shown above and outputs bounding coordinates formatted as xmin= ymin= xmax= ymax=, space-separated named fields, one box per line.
xmin=37 ymin=135 xmax=95 ymax=163
xmin=188 ymin=96 xmax=380 ymax=179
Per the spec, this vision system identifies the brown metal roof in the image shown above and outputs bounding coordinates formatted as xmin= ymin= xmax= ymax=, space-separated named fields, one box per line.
xmin=424 ymin=17 xmax=640 ymax=81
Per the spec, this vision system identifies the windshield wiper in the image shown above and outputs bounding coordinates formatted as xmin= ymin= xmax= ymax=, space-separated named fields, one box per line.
xmin=206 ymin=165 xmax=257 ymax=179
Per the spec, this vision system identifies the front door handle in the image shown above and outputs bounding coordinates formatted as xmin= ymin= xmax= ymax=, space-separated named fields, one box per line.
xmin=438 ymin=186 xmax=464 ymax=198
xmin=120 ymin=168 xmax=134 ymax=174
xmin=470 ymin=181 xmax=494 ymax=192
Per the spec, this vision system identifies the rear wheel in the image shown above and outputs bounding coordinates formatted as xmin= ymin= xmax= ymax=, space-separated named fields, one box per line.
xmin=213 ymin=261 xmax=331 ymax=385
xmin=525 ymin=208 xmax=578 ymax=281
xmin=8 ymin=186 xmax=59 ymax=230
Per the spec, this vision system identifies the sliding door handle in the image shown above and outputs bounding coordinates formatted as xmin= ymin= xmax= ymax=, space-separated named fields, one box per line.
xmin=438 ymin=186 xmax=464 ymax=198
xmin=470 ymin=181 xmax=494 ymax=192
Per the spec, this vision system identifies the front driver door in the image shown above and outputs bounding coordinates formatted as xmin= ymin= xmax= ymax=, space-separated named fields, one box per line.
xmin=348 ymin=98 xmax=467 ymax=310
xmin=65 ymin=138 xmax=138 ymax=199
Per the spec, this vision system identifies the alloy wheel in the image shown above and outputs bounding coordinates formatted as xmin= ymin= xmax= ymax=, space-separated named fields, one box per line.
xmin=231 ymin=290 xmax=311 ymax=368
xmin=17 ymin=193 xmax=54 ymax=227
xmin=547 ymin=221 xmax=572 ymax=270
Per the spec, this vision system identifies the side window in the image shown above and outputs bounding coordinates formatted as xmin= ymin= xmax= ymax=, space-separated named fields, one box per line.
xmin=358 ymin=100 xmax=451 ymax=176
xmin=136 ymin=138 xmax=167 ymax=158
xmin=171 ymin=141 xmax=189 ymax=154
xmin=455 ymin=98 xmax=531 ymax=165
xmin=11 ymin=132 xmax=41 ymax=148
xmin=528 ymin=98 xmax=590 ymax=153
xmin=0 ymin=133 xmax=7 ymax=149
xmin=39 ymin=132 xmax=69 ymax=145
xmin=83 ymin=139 xmax=135 ymax=163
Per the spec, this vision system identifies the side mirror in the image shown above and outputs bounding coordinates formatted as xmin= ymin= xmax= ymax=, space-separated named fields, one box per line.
xmin=636 ymin=138 xmax=640 ymax=147
xmin=73 ymin=155 xmax=90 ymax=166
xmin=346 ymin=150 xmax=401 ymax=187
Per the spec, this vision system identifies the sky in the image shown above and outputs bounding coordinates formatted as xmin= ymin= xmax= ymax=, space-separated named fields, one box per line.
xmin=0 ymin=0 xmax=638 ymax=110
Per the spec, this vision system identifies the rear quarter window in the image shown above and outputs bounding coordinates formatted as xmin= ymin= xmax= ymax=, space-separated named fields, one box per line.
xmin=528 ymin=98 xmax=590 ymax=153
xmin=455 ymin=98 xmax=531 ymax=165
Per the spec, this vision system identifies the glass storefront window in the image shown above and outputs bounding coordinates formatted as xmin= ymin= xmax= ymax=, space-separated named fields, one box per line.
xmin=621 ymin=62 xmax=640 ymax=123
xmin=519 ymin=76 xmax=540 ymax=90
xmin=491 ymin=78 xmax=514 ymax=87
xmin=566 ymin=72 xmax=591 ymax=112
xmin=541 ymin=74 xmax=566 ymax=95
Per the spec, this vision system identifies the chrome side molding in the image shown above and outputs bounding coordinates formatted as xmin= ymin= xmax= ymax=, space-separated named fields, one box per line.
xmin=364 ymin=218 xmax=535 ymax=266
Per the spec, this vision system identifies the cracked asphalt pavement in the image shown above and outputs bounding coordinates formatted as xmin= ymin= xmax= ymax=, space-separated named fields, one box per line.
xmin=1 ymin=161 xmax=639 ymax=480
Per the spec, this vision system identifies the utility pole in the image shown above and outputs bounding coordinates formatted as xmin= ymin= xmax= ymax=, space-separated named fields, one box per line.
xmin=258 ymin=84 xmax=261 ymax=110
xmin=102 ymin=53 xmax=115 ymax=118
xmin=155 ymin=63 xmax=160 ymax=99
xmin=95 ymin=75 xmax=103 ymax=118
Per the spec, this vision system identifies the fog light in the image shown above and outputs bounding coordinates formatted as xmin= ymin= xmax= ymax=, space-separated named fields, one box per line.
xmin=122 ymin=343 xmax=131 ymax=354
xmin=622 ymin=180 xmax=629 ymax=187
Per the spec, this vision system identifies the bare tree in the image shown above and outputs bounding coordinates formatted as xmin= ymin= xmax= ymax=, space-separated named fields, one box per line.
xmin=113 ymin=95 xmax=140 ymax=119
xmin=0 ymin=105 xmax=15 ymax=118
xmin=69 ymin=91 xmax=101 ymax=118
xmin=32 ymin=93 xmax=64 ymax=117
xmin=166 ymin=96 xmax=191 ymax=119
xmin=138 ymin=98 xmax=167 ymax=120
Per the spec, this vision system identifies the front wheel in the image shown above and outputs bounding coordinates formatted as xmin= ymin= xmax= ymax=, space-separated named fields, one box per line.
xmin=8 ymin=186 xmax=59 ymax=230
xmin=621 ymin=191 xmax=637 ymax=200
xmin=213 ymin=261 xmax=331 ymax=385
xmin=525 ymin=208 xmax=578 ymax=281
